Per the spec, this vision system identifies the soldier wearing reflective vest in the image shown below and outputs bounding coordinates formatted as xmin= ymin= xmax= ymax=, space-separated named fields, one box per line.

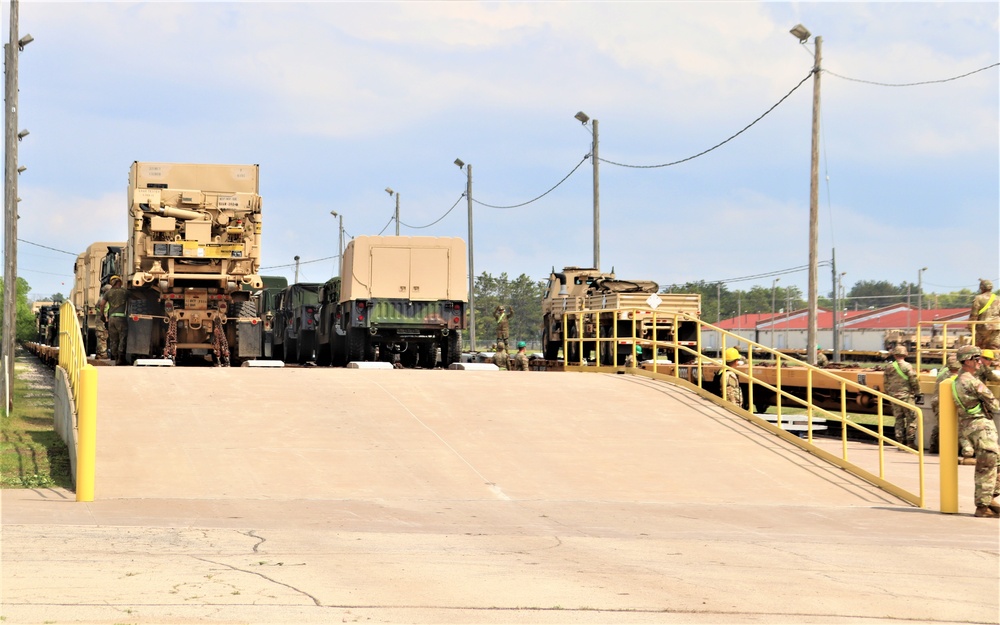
xmin=883 ymin=345 xmax=921 ymax=448
xmin=971 ymin=278 xmax=1000 ymax=350
xmin=952 ymin=345 xmax=1000 ymax=518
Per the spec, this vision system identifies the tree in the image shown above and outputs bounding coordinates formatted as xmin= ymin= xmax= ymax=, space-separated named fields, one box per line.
xmin=0 ymin=277 xmax=40 ymax=342
xmin=472 ymin=272 xmax=545 ymax=348
xmin=662 ymin=281 xmax=803 ymax=323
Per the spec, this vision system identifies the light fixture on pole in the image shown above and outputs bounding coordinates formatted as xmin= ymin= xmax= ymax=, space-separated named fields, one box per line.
xmin=789 ymin=23 xmax=821 ymax=366
xmin=771 ymin=277 xmax=780 ymax=351
xmin=454 ymin=158 xmax=476 ymax=353
xmin=385 ymin=187 xmax=400 ymax=236
xmin=330 ymin=211 xmax=344 ymax=277
xmin=293 ymin=255 xmax=300 ymax=284
xmin=574 ymin=111 xmax=600 ymax=271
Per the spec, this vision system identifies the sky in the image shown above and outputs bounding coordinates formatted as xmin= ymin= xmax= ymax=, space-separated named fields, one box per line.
xmin=4 ymin=1 xmax=998 ymax=305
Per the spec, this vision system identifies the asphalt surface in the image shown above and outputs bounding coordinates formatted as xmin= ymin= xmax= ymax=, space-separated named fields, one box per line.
xmin=1 ymin=359 xmax=998 ymax=625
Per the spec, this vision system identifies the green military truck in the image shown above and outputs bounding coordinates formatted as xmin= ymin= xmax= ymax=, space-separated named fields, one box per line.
xmin=316 ymin=236 xmax=467 ymax=368
xmin=272 ymin=282 xmax=322 ymax=364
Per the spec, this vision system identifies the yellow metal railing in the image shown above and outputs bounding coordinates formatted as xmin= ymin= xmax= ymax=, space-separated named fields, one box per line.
xmin=915 ymin=319 xmax=975 ymax=371
xmin=560 ymin=308 xmax=926 ymax=508
xmin=58 ymin=302 xmax=96 ymax=502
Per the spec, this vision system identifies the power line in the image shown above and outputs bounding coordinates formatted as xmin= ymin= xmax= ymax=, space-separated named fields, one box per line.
xmin=599 ymin=71 xmax=814 ymax=169
xmin=400 ymin=194 xmax=465 ymax=230
xmin=684 ymin=260 xmax=833 ymax=287
xmin=17 ymin=238 xmax=77 ymax=256
xmin=260 ymin=256 xmax=337 ymax=271
xmin=823 ymin=62 xmax=999 ymax=87
xmin=471 ymin=155 xmax=589 ymax=209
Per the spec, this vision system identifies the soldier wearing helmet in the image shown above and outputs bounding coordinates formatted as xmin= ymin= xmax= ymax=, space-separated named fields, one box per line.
xmin=952 ymin=344 xmax=1000 ymax=518
xmin=491 ymin=342 xmax=509 ymax=371
xmin=97 ymin=275 xmax=130 ymax=365
xmin=814 ymin=345 xmax=829 ymax=367
xmin=512 ymin=341 xmax=530 ymax=371
xmin=94 ymin=283 xmax=112 ymax=359
xmin=716 ymin=347 xmax=744 ymax=409
xmin=971 ymin=278 xmax=1000 ymax=351
xmin=883 ymin=344 xmax=921 ymax=449
xmin=929 ymin=356 xmax=972 ymax=456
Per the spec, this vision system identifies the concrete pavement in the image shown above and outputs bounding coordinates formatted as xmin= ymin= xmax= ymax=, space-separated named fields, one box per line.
xmin=2 ymin=365 xmax=998 ymax=624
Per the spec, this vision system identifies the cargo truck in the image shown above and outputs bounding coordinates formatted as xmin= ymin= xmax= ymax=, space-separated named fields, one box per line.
xmin=317 ymin=236 xmax=467 ymax=367
xmin=542 ymin=266 xmax=701 ymax=364
xmin=123 ymin=162 xmax=263 ymax=365
xmin=272 ymin=282 xmax=322 ymax=364
xmin=69 ymin=241 xmax=125 ymax=355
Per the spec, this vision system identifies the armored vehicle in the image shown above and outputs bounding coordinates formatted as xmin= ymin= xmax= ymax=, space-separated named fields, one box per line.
xmin=272 ymin=282 xmax=322 ymax=364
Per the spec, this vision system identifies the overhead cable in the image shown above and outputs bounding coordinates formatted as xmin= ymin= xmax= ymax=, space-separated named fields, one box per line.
xmin=824 ymin=62 xmax=999 ymax=87
xmin=17 ymin=238 xmax=77 ymax=256
xmin=600 ymin=71 xmax=814 ymax=169
xmin=471 ymin=155 xmax=589 ymax=209
xmin=400 ymin=194 xmax=465 ymax=230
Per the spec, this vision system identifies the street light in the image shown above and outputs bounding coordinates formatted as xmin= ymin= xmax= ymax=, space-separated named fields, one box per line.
xmin=771 ymin=278 xmax=780 ymax=350
xmin=574 ymin=111 xmax=600 ymax=270
xmin=834 ymin=271 xmax=846 ymax=362
xmin=917 ymin=267 xmax=928 ymax=313
xmin=454 ymin=158 xmax=476 ymax=352
xmin=789 ymin=23 xmax=822 ymax=366
xmin=330 ymin=211 xmax=344 ymax=277
xmin=385 ymin=187 xmax=400 ymax=236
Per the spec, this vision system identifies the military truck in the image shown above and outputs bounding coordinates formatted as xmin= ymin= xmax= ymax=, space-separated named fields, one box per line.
xmin=541 ymin=266 xmax=701 ymax=364
xmin=69 ymin=241 xmax=125 ymax=355
xmin=123 ymin=162 xmax=263 ymax=365
xmin=253 ymin=275 xmax=289 ymax=360
xmin=272 ymin=282 xmax=322 ymax=364
xmin=317 ymin=236 xmax=467 ymax=367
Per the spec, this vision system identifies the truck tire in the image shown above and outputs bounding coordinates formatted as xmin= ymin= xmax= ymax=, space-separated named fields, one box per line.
xmin=419 ymin=342 xmax=437 ymax=368
xmin=347 ymin=328 xmax=367 ymax=363
xmin=316 ymin=342 xmax=331 ymax=366
xmin=296 ymin=334 xmax=316 ymax=364
xmin=228 ymin=300 xmax=257 ymax=366
xmin=400 ymin=348 xmax=418 ymax=369
xmin=441 ymin=332 xmax=460 ymax=367
xmin=542 ymin=328 xmax=560 ymax=361
xmin=285 ymin=337 xmax=297 ymax=364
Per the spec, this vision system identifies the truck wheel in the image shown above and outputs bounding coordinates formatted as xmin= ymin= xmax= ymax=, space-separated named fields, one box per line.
xmin=297 ymin=335 xmax=315 ymax=364
xmin=347 ymin=328 xmax=366 ymax=362
xmin=285 ymin=337 xmax=298 ymax=364
xmin=228 ymin=301 xmax=257 ymax=366
xmin=400 ymin=348 xmax=418 ymax=369
xmin=419 ymin=342 xmax=437 ymax=368
xmin=441 ymin=333 xmax=460 ymax=367
xmin=316 ymin=343 xmax=331 ymax=366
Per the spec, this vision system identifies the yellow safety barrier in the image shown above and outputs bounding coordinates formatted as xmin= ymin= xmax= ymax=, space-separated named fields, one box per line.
xmin=57 ymin=302 xmax=97 ymax=501
xmin=915 ymin=319 xmax=976 ymax=371
xmin=938 ymin=378 xmax=959 ymax=513
xmin=561 ymin=308 xmax=927 ymax=509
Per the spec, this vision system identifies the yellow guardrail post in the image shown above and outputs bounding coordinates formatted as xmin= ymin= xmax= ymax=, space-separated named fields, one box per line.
xmin=938 ymin=378 xmax=959 ymax=513
xmin=76 ymin=364 xmax=98 ymax=502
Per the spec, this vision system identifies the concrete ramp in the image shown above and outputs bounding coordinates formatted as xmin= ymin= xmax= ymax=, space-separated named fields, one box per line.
xmin=93 ymin=367 xmax=890 ymax=507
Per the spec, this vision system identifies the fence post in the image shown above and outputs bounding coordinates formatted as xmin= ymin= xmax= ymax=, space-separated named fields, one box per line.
xmin=76 ymin=364 xmax=97 ymax=502
xmin=938 ymin=379 xmax=958 ymax=513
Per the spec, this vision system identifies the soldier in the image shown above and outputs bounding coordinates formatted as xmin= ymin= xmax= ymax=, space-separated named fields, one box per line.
xmin=951 ymin=345 xmax=1000 ymax=518
xmin=929 ymin=356 xmax=970 ymax=456
xmin=493 ymin=305 xmax=512 ymax=350
xmin=492 ymin=344 xmax=509 ymax=370
xmin=98 ymin=275 xmax=130 ymax=366
xmin=512 ymin=341 xmax=530 ymax=371
xmin=625 ymin=345 xmax=642 ymax=368
xmin=95 ymin=284 xmax=111 ymax=359
xmin=883 ymin=345 xmax=921 ymax=448
xmin=718 ymin=347 xmax=744 ymax=408
xmin=815 ymin=346 xmax=829 ymax=367
xmin=971 ymin=278 xmax=1000 ymax=350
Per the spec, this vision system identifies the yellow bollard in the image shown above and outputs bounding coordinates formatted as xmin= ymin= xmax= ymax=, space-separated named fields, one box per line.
xmin=939 ymin=379 xmax=958 ymax=513
xmin=76 ymin=364 xmax=97 ymax=502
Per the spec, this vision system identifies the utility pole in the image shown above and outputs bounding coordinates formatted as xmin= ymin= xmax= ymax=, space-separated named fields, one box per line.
xmin=455 ymin=159 xmax=475 ymax=352
xmin=806 ymin=36 xmax=822 ymax=366
xmin=831 ymin=248 xmax=839 ymax=363
xmin=4 ymin=0 xmax=31 ymax=411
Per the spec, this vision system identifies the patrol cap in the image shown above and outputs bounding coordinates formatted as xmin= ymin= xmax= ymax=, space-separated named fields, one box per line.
xmin=635 ymin=346 xmax=642 ymax=354
xmin=956 ymin=345 xmax=982 ymax=362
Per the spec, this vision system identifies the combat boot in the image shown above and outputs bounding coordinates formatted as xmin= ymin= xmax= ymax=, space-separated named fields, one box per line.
xmin=974 ymin=506 xmax=999 ymax=518
xmin=989 ymin=499 xmax=1000 ymax=515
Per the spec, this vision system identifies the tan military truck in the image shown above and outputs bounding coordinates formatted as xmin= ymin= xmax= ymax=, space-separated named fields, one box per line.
xmin=70 ymin=241 xmax=125 ymax=355
xmin=542 ymin=266 xmax=701 ymax=364
xmin=123 ymin=162 xmax=263 ymax=365
xmin=317 ymin=236 xmax=467 ymax=367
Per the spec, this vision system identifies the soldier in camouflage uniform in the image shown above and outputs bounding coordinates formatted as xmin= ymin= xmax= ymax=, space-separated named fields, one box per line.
xmin=493 ymin=305 xmax=512 ymax=350
xmin=952 ymin=345 xmax=1000 ymax=518
xmin=95 ymin=284 xmax=111 ymax=359
xmin=971 ymin=279 xmax=1000 ymax=350
xmin=718 ymin=347 xmax=744 ymax=408
xmin=98 ymin=276 xmax=130 ymax=366
xmin=929 ymin=356 xmax=971 ymax=455
xmin=883 ymin=345 xmax=921 ymax=448
xmin=512 ymin=341 xmax=530 ymax=371
xmin=492 ymin=344 xmax=509 ymax=370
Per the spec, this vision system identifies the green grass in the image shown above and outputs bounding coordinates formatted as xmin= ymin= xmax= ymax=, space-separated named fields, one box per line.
xmin=1 ymin=350 xmax=72 ymax=489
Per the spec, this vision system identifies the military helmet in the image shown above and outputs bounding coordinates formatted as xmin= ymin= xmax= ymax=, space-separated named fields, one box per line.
xmin=956 ymin=345 xmax=982 ymax=362
xmin=891 ymin=345 xmax=908 ymax=357
xmin=980 ymin=278 xmax=993 ymax=293
xmin=517 ymin=341 xmax=526 ymax=349
xmin=109 ymin=275 xmax=122 ymax=285
xmin=946 ymin=356 xmax=961 ymax=371
xmin=724 ymin=347 xmax=741 ymax=362
xmin=635 ymin=346 xmax=643 ymax=354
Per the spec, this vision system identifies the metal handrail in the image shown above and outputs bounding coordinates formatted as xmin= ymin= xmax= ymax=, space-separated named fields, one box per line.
xmin=560 ymin=307 xmax=925 ymax=508
xmin=58 ymin=301 xmax=88 ymax=401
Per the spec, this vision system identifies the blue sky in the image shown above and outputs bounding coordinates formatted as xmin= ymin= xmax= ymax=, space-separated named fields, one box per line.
xmin=5 ymin=1 xmax=998 ymax=302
